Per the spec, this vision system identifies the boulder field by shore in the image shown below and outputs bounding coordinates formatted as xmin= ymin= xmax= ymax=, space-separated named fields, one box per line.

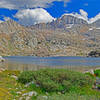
xmin=87 ymin=50 xmax=100 ymax=57
xmin=0 ymin=56 xmax=5 ymax=62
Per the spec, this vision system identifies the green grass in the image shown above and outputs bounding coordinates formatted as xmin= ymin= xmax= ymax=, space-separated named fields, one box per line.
xmin=17 ymin=69 xmax=100 ymax=99
xmin=18 ymin=69 xmax=94 ymax=93
xmin=47 ymin=93 xmax=100 ymax=100
xmin=0 ymin=69 xmax=100 ymax=100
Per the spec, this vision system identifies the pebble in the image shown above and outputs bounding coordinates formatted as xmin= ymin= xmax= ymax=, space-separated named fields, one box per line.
xmin=17 ymin=91 xmax=22 ymax=94
xmin=19 ymin=97 xmax=23 ymax=100
xmin=11 ymin=75 xmax=18 ymax=80
xmin=26 ymin=96 xmax=30 ymax=100
xmin=22 ymin=91 xmax=37 ymax=97
xmin=21 ymin=89 xmax=26 ymax=92
xmin=25 ymin=81 xmax=34 ymax=87
xmin=42 ymin=96 xmax=48 ymax=99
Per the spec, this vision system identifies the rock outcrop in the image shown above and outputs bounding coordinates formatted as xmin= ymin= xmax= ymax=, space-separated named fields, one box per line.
xmin=31 ymin=14 xmax=88 ymax=30
xmin=88 ymin=51 xmax=100 ymax=57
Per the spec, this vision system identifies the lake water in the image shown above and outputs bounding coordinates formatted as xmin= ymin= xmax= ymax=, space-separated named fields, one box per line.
xmin=1 ymin=56 xmax=100 ymax=71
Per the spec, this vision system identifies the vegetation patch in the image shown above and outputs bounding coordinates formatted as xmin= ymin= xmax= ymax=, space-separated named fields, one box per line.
xmin=18 ymin=69 xmax=94 ymax=93
xmin=94 ymin=69 xmax=100 ymax=77
xmin=18 ymin=71 xmax=34 ymax=84
xmin=1 ymin=69 xmax=100 ymax=100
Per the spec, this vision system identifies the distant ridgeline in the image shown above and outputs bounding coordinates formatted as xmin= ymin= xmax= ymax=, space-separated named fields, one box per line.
xmin=0 ymin=14 xmax=100 ymax=57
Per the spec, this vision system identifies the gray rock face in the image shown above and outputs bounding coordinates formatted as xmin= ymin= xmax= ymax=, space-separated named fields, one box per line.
xmin=31 ymin=15 xmax=88 ymax=30
xmin=91 ymin=19 xmax=100 ymax=27
xmin=59 ymin=15 xmax=88 ymax=24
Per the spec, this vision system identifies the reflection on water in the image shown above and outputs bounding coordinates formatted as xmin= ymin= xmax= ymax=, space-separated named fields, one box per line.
xmin=0 ymin=56 xmax=100 ymax=71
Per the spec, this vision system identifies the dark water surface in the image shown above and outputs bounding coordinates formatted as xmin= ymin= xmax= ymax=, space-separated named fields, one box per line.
xmin=1 ymin=56 xmax=100 ymax=71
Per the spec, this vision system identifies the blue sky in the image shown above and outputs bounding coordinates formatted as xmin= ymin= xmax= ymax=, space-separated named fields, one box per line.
xmin=0 ymin=0 xmax=100 ymax=25
xmin=46 ymin=0 xmax=100 ymax=18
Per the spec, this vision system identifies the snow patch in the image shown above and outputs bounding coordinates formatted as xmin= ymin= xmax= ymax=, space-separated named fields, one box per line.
xmin=89 ymin=13 xmax=100 ymax=24
xmin=96 ymin=27 xmax=100 ymax=30
xmin=66 ymin=24 xmax=73 ymax=28
xmin=89 ymin=28 xmax=93 ymax=31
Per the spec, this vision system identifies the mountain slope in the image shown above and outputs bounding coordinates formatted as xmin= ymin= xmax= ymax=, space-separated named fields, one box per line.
xmin=0 ymin=15 xmax=100 ymax=56
xmin=91 ymin=19 xmax=100 ymax=27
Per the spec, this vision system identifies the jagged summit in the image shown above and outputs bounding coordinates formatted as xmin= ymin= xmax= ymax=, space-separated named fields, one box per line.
xmin=30 ymin=14 xmax=88 ymax=30
xmin=61 ymin=13 xmax=100 ymax=24
xmin=90 ymin=19 xmax=100 ymax=27
xmin=30 ymin=13 xmax=100 ymax=31
xmin=61 ymin=13 xmax=88 ymax=22
xmin=59 ymin=14 xmax=88 ymax=24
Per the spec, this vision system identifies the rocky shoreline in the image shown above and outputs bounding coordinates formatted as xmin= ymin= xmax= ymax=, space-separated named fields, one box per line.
xmin=0 ymin=56 xmax=5 ymax=62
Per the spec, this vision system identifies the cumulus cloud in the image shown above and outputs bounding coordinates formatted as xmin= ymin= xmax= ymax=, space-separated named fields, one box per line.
xmin=15 ymin=8 xmax=55 ymax=26
xmin=0 ymin=17 xmax=11 ymax=23
xmin=79 ymin=10 xmax=100 ymax=23
xmin=89 ymin=13 xmax=100 ymax=23
xmin=63 ymin=9 xmax=100 ymax=23
xmin=1 ymin=8 xmax=100 ymax=26
xmin=80 ymin=9 xmax=88 ymax=20
xmin=15 ymin=8 xmax=100 ymax=26
xmin=4 ymin=17 xmax=11 ymax=21
xmin=0 ymin=20 xmax=4 ymax=23
xmin=73 ymin=9 xmax=88 ymax=21
xmin=0 ymin=0 xmax=70 ymax=9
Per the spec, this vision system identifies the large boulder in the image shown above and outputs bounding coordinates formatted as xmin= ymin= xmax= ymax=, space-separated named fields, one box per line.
xmin=88 ymin=50 xmax=100 ymax=57
xmin=0 ymin=56 xmax=5 ymax=62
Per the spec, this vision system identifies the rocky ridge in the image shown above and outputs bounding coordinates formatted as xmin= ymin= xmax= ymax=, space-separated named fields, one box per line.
xmin=0 ymin=14 xmax=100 ymax=56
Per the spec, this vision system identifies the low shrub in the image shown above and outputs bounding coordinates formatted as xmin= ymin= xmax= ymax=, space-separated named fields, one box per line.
xmin=85 ymin=72 xmax=95 ymax=79
xmin=94 ymin=69 xmax=100 ymax=77
xmin=18 ymin=69 xmax=94 ymax=93
xmin=18 ymin=71 xmax=34 ymax=84
xmin=3 ymin=70 xmax=20 ymax=76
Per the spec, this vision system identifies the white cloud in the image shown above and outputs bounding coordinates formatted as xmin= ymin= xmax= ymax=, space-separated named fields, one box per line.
xmin=89 ymin=13 xmax=100 ymax=23
xmin=63 ymin=9 xmax=100 ymax=24
xmin=1 ymin=8 xmax=100 ymax=26
xmin=0 ymin=20 xmax=4 ymax=23
xmin=15 ymin=8 xmax=55 ymax=26
xmin=4 ymin=17 xmax=11 ymax=21
xmin=0 ymin=17 xmax=11 ymax=24
xmin=80 ymin=9 xmax=88 ymax=20
xmin=78 ymin=10 xmax=100 ymax=23
xmin=0 ymin=0 xmax=70 ymax=9
xmin=15 ymin=8 xmax=100 ymax=26
xmin=84 ymin=3 xmax=88 ymax=6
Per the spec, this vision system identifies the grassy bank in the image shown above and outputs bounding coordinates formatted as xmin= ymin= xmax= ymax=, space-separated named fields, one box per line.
xmin=0 ymin=69 xmax=100 ymax=100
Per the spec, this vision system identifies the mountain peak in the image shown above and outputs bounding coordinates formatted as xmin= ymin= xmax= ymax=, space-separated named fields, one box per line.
xmin=61 ymin=13 xmax=88 ymax=22
xmin=58 ymin=14 xmax=88 ymax=25
xmin=61 ymin=12 xmax=100 ymax=24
